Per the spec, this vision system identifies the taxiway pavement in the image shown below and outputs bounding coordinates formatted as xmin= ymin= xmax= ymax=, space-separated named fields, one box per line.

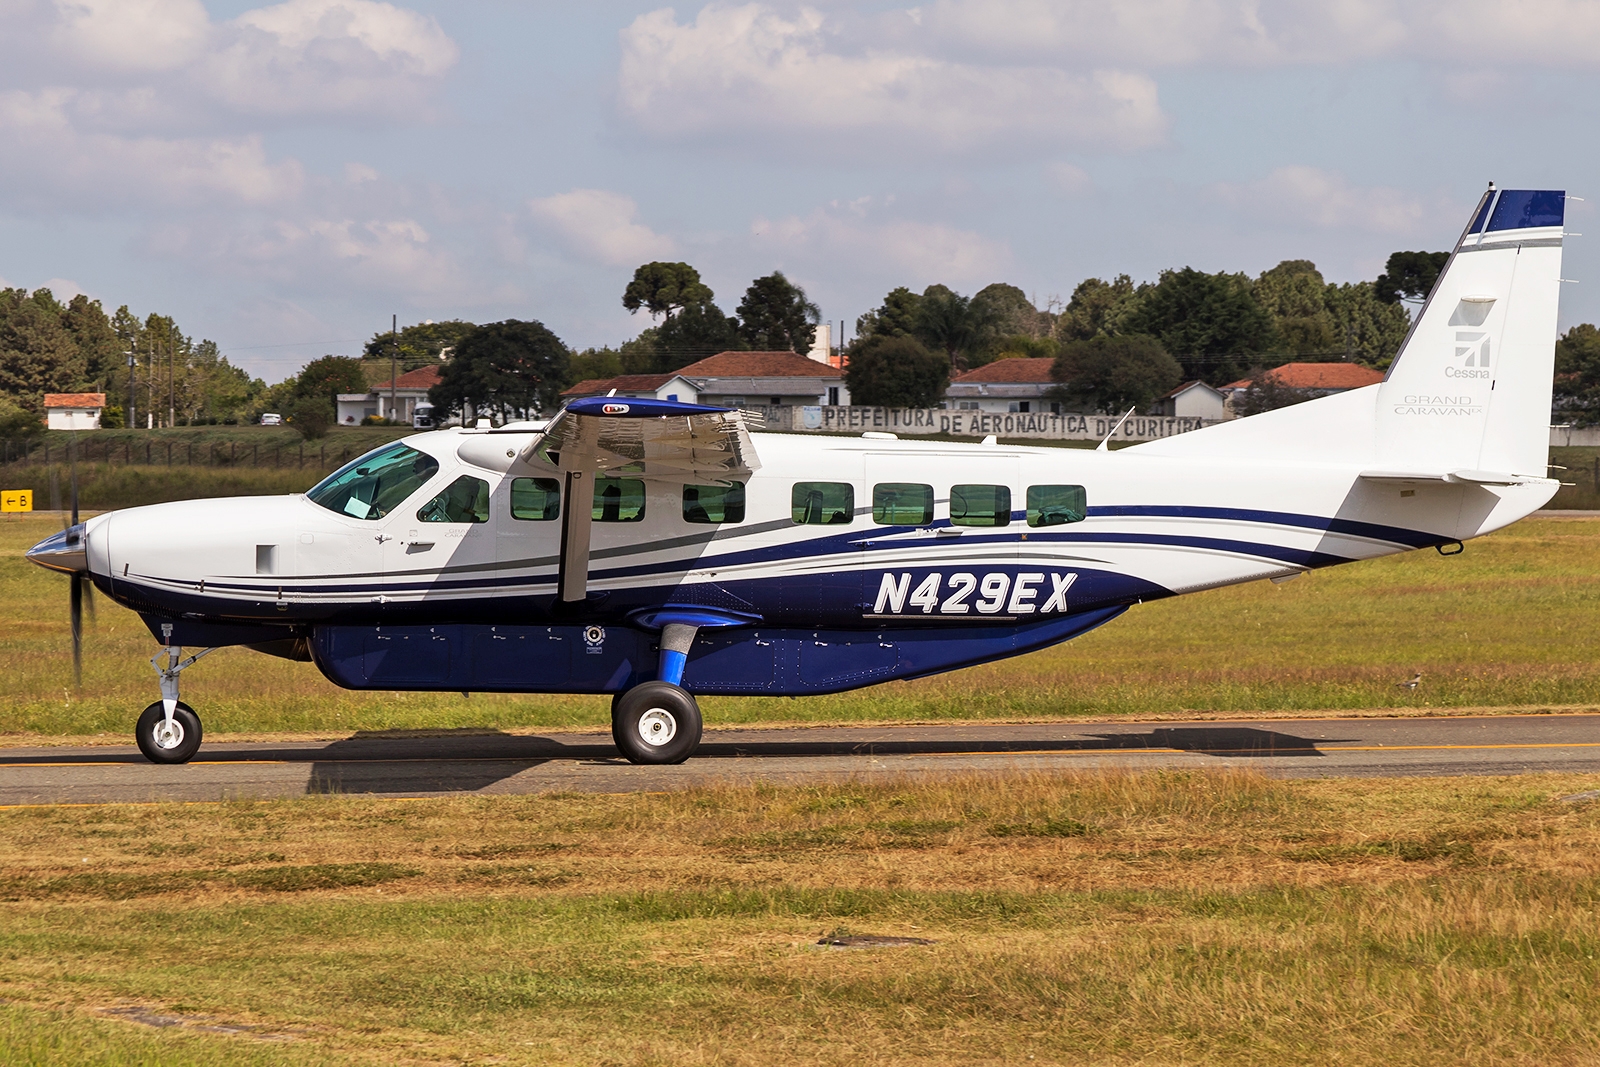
xmin=2 ymin=714 xmax=1598 ymax=805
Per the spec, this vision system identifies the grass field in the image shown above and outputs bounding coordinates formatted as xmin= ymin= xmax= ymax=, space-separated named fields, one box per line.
xmin=2 ymin=508 xmax=1599 ymax=742
xmin=2 ymin=770 xmax=1600 ymax=1064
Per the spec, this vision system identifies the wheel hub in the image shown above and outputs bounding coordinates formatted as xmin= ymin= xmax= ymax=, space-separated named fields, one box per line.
xmin=637 ymin=708 xmax=677 ymax=747
xmin=151 ymin=718 xmax=185 ymax=750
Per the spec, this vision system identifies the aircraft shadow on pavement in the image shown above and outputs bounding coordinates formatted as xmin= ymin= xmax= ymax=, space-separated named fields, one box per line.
xmin=0 ymin=725 xmax=1349 ymax=798
xmin=296 ymin=724 xmax=1347 ymax=795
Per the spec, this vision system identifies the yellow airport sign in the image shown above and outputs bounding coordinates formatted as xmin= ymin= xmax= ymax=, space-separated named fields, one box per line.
xmin=2 ymin=489 xmax=33 ymax=513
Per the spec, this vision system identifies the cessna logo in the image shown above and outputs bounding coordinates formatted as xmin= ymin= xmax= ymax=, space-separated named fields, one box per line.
xmin=870 ymin=571 xmax=1076 ymax=617
xmin=1447 ymin=331 xmax=1491 ymax=379
xmin=601 ymin=403 xmax=630 ymax=414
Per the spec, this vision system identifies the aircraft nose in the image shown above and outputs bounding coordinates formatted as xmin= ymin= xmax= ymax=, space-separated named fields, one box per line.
xmin=26 ymin=523 xmax=88 ymax=575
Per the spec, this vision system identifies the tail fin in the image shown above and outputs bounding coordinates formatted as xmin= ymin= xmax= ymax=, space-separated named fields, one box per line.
xmin=1375 ymin=186 xmax=1565 ymax=479
xmin=1134 ymin=185 xmax=1566 ymax=477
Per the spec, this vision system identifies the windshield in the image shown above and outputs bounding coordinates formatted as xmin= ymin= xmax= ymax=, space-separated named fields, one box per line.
xmin=306 ymin=443 xmax=440 ymax=520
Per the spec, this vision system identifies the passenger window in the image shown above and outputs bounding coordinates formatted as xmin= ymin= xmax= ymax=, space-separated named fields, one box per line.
xmin=1028 ymin=484 xmax=1087 ymax=526
xmin=306 ymin=442 xmax=439 ymax=520
xmin=792 ymin=482 xmax=854 ymax=525
xmin=510 ymin=477 xmax=561 ymax=521
xmin=950 ymin=484 xmax=1011 ymax=527
xmin=418 ymin=475 xmax=490 ymax=523
xmin=873 ymin=482 xmax=933 ymax=525
xmin=593 ymin=478 xmax=646 ymax=522
xmin=683 ymin=482 xmax=745 ymax=524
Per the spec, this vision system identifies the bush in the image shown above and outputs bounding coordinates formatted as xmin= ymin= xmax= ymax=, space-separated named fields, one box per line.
xmin=283 ymin=396 xmax=333 ymax=440
xmin=0 ymin=394 xmax=42 ymax=438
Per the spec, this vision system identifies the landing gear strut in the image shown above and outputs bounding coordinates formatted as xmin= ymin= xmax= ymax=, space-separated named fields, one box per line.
xmin=610 ymin=621 xmax=703 ymax=765
xmin=137 ymin=626 xmax=215 ymax=765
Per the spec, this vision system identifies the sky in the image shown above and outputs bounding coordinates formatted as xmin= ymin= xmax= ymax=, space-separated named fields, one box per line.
xmin=1 ymin=0 xmax=1597 ymax=384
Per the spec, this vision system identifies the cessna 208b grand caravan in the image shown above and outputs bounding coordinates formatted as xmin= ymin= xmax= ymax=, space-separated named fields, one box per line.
xmin=28 ymin=185 xmax=1571 ymax=765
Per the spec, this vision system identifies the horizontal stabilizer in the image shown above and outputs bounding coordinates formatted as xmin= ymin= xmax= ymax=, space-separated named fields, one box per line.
xmin=1359 ymin=469 xmax=1552 ymax=487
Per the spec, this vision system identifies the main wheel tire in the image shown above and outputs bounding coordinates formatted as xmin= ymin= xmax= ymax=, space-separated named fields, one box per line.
xmin=611 ymin=682 xmax=702 ymax=765
xmin=135 ymin=701 xmax=203 ymax=765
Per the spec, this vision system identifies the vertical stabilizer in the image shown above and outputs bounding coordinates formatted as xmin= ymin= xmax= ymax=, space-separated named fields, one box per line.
xmin=1375 ymin=187 xmax=1566 ymax=478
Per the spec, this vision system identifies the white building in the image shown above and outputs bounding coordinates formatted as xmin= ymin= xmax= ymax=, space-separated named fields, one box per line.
xmin=43 ymin=393 xmax=104 ymax=430
xmin=337 ymin=365 xmax=442 ymax=426
xmin=564 ymin=351 xmax=849 ymax=413
xmin=944 ymin=358 xmax=1060 ymax=414
xmin=1152 ymin=381 xmax=1229 ymax=420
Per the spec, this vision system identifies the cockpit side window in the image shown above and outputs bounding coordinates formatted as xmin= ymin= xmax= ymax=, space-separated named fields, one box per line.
xmin=418 ymin=475 xmax=490 ymax=523
xmin=306 ymin=443 xmax=439 ymax=520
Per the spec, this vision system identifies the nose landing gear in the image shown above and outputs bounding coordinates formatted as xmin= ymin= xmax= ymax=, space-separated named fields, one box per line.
xmin=137 ymin=630 xmax=216 ymax=765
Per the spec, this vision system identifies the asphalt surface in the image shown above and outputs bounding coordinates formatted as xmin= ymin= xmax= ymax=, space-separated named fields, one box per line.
xmin=1 ymin=714 xmax=1598 ymax=805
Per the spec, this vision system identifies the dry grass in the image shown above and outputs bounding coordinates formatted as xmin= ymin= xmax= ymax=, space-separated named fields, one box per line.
xmin=2 ymin=771 xmax=1600 ymax=1064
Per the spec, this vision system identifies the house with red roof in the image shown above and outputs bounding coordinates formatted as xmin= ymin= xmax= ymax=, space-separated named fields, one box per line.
xmin=1221 ymin=362 xmax=1385 ymax=414
xmin=44 ymin=393 xmax=105 ymax=430
xmin=944 ymin=358 xmax=1059 ymax=414
xmin=563 ymin=351 xmax=848 ymax=411
xmin=337 ymin=364 xmax=443 ymax=426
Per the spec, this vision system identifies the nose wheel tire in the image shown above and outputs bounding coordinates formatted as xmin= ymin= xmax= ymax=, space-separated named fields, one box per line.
xmin=135 ymin=701 xmax=203 ymax=765
xmin=611 ymin=682 xmax=702 ymax=765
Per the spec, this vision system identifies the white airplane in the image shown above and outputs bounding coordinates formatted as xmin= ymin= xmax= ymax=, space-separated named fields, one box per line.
xmin=28 ymin=184 xmax=1569 ymax=766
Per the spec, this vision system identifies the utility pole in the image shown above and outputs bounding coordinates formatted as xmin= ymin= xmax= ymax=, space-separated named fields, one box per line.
xmin=126 ymin=339 xmax=137 ymax=429
xmin=168 ymin=336 xmax=175 ymax=429
xmin=389 ymin=314 xmax=398 ymax=424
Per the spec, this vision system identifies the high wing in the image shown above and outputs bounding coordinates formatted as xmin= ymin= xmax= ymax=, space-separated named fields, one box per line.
xmin=525 ymin=397 xmax=763 ymax=603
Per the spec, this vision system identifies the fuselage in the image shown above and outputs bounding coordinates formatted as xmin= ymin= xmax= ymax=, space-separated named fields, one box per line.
xmin=69 ymin=424 xmax=1551 ymax=644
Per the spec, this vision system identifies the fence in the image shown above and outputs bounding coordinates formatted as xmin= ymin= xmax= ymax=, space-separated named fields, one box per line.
xmin=0 ymin=438 xmax=366 ymax=471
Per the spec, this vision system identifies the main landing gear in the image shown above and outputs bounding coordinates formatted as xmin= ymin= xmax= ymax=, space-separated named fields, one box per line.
xmin=136 ymin=625 xmax=215 ymax=765
xmin=609 ymin=621 xmax=703 ymax=765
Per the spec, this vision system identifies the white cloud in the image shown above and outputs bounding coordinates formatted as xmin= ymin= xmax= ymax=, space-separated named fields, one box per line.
xmin=51 ymin=0 xmax=210 ymax=73
xmin=752 ymin=203 xmax=1011 ymax=283
xmin=911 ymin=0 xmax=1600 ymax=68
xmin=1210 ymin=165 xmax=1428 ymax=235
xmin=152 ymin=212 xmax=474 ymax=301
xmin=618 ymin=4 xmax=1166 ymax=156
xmin=207 ymin=0 xmax=459 ymax=118
xmin=529 ymin=189 xmax=676 ymax=267
xmin=39 ymin=277 xmax=89 ymax=301
xmin=0 ymin=89 xmax=304 ymax=206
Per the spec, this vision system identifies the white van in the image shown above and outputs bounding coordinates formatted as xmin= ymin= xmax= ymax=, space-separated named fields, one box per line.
xmin=259 ymin=413 xmax=282 ymax=426
xmin=412 ymin=403 xmax=435 ymax=430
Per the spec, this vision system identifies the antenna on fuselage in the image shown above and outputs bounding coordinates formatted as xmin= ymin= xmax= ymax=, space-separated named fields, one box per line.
xmin=1097 ymin=407 xmax=1136 ymax=452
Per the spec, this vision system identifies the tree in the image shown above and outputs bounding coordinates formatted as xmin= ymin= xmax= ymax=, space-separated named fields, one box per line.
xmin=1126 ymin=268 xmax=1277 ymax=384
xmin=972 ymin=283 xmax=1050 ymax=340
xmin=362 ymin=319 xmax=477 ymax=368
xmin=283 ymin=394 xmax=333 ymax=440
xmin=736 ymin=271 xmax=820 ymax=354
xmin=1051 ymin=334 xmax=1182 ymax=414
xmin=0 ymin=393 xmax=41 ymax=437
xmin=1375 ymin=251 xmax=1450 ymax=304
xmin=856 ymin=286 xmax=922 ymax=341
xmin=1555 ymin=323 xmax=1600 ymax=426
xmin=1054 ymin=275 xmax=1141 ymax=342
xmin=1325 ymin=282 xmax=1410 ymax=368
xmin=843 ymin=335 xmax=948 ymax=408
xmin=430 ymin=319 xmax=569 ymax=422
xmin=623 ymin=262 xmax=713 ymax=319
xmin=0 ymin=288 xmax=86 ymax=408
xmin=1254 ymin=260 xmax=1335 ymax=356
xmin=656 ymin=302 xmax=745 ymax=369
xmin=915 ymin=286 xmax=997 ymax=373
xmin=60 ymin=295 xmax=120 ymax=386
xmin=295 ymin=356 xmax=367 ymax=407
